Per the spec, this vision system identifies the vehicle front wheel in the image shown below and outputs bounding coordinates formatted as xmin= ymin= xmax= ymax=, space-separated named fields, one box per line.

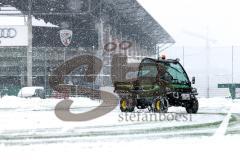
xmin=186 ymin=99 xmax=199 ymax=114
xmin=120 ymin=98 xmax=135 ymax=112
xmin=152 ymin=98 xmax=168 ymax=113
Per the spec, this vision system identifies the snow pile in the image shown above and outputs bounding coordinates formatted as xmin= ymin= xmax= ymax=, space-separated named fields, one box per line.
xmin=17 ymin=86 xmax=44 ymax=98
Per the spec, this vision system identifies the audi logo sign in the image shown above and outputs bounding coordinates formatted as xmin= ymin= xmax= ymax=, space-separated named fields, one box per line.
xmin=0 ymin=28 xmax=17 ymax=38
xmin=0 ymin=26 xmax=27 ymax=46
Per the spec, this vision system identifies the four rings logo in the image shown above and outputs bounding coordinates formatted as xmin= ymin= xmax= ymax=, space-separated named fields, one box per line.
xmin=0 ymin=28 xmax=17 ymax=38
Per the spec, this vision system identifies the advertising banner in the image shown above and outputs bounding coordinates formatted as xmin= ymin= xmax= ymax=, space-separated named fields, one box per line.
xmin=0 ymin=25 xmax=28 ymax=46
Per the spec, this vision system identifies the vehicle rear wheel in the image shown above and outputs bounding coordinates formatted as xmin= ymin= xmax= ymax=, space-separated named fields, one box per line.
xmin=120 ymin=98 xmax=135 ymax=112
xmin=186 ymin=99 xmax=199 ymax=114
xmin=152 ymin=98 xmax=168 ymax=113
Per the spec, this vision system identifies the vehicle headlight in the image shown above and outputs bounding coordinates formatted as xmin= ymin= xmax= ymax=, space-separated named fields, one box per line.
xmin=192 ymin=88 xmax=198 ymax=93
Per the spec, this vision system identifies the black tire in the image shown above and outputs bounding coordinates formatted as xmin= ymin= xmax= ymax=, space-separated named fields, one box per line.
xmin=186 ymin=99 xmax=199 ymax=114
xmin=120 ymin=98 xmax=135 ymax=112
xmin=152 ymin=97 xmax=168 ymax=113
xmin=162 ymin=98 xmax=169 ymax=113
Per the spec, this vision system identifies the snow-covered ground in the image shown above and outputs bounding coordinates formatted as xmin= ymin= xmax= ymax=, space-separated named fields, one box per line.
xmin=0 ymin=96 xmax=239 ymax=159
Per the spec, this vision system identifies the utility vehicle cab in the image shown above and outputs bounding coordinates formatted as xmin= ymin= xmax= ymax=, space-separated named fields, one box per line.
xmin=114 ymin=56 xmax=199 ymax=113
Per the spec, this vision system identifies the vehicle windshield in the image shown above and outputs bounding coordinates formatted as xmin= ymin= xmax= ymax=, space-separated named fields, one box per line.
xmin=138 ymin=64 xmax=158 ymax=78
xmin=161 ymin=62 xmax=190 ymax=84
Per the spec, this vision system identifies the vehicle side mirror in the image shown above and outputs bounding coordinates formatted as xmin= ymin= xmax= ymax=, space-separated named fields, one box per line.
xmin=192 ymin=77 xmax=196 ymax=84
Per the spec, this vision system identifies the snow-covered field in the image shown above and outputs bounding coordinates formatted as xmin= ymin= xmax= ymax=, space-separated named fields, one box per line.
xmin=0 ymin=96 xmax=239 ymax=159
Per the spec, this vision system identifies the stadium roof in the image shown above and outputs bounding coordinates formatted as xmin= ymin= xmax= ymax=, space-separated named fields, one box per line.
xmin=0 ymin=0 xmax=175 ymax=45
xmin=103 ymin=0 xmax=175 ymax=44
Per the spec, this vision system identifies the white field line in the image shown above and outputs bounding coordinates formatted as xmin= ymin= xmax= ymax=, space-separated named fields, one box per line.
xmin=214 ymin=104 xmax=233 ymax=137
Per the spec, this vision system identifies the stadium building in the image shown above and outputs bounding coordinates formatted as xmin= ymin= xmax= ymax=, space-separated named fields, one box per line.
xmin=0 ymin=0 xmax=174 ymax=96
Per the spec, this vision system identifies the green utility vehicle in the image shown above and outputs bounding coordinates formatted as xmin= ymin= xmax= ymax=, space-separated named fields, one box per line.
xmin=114 ymin=57 xmax=199 ymax=113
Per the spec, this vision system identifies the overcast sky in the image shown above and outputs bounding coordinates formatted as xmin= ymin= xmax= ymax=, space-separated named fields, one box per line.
xmin=1 ymin=0 xmax=240 ymax=46
xmin=137 ymin=0 xmax=240 ymax=46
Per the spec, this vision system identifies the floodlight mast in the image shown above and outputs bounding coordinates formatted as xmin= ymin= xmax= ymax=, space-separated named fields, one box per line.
xmin=27 ymin=0 xmax=33 ymax=86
